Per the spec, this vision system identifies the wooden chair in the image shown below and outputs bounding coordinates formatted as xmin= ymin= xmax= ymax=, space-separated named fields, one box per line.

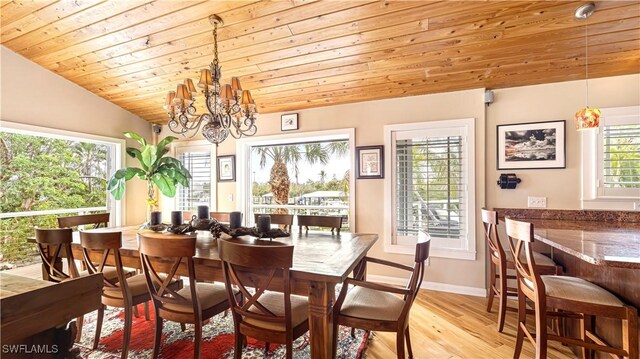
xmin=57 ymin=213 xmax=110 ymax=230
xmin=218 ymin=238 xmax=309 ymax=359
xmin=332 ymin=230 xmax=431 ymax=359
xmin=506 ymin=218 xmax=638 ymax=359
xmin=297 ymin=214 xmax=342 ymax=235
xmin=138 ymin=231 xmax=236 ymax=359
xmin=481 ymin=209 xmax=562 ymax=332
xmin=79 ymin=231 xmax=176 ymax=359
xmin=210 ymin=211 xmax=231 ymax=223
xmin=253 ymin=213 xmax=294 ymax=232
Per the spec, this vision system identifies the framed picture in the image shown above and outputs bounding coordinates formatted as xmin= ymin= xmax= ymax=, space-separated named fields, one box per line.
xmin=497 ymin=120 xmax=566 ymax=170
xmin=356 ymin=145 xmax=384 ymax=179
xmin=217 ymin=155 xmax=236 ymax=182
xmin=281 ymin=113 xmax=299 ymax=131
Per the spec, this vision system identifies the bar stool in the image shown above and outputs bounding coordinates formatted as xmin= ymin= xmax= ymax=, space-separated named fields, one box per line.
xmin=506 ymin=218 xmax=638 ymax=359
xmin=481 ymin=209 xmax=563 ymax=332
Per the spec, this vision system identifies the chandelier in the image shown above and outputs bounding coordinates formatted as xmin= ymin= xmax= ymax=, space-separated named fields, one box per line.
xmin=574 ymin=2 xmax=600 ymax=130
xmin=164 ymin=14 xmax=257 ymax=145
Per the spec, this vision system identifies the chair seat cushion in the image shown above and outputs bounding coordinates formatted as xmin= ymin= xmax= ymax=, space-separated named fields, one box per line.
xmin=79 ymin=266 xmax=134 ymax=282
xmin=538 ymin=276 xmax=624 ymax=307
xmin=501 ymin=250 xmax=557 ymax=267
xmin=340 ymin=286 xmax=405 ymax=322
xmin=163 ymin=282 xmax=229 ymax=313
xmin=244 ymin=291 xmax=308 ymax=332
xmin=105 ymin=274 xmax=179 ymax=299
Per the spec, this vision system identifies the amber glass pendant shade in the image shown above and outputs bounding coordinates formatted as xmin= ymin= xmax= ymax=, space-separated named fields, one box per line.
xmin=574 ymin=107 xmax=601 ymax=130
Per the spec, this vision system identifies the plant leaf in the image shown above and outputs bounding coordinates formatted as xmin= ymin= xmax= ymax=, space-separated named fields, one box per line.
xmin=157 ymin=136 xmax=178 ymax=150
xmin=126 ymin=147 xmax=143 ymax=162
xmin=151 ymin=173 xmax=176 ymax=197
xmin=123 ymin=132 xmax=147 ymax=146
xmin=141 ymin=145 xmax=158 ymax=170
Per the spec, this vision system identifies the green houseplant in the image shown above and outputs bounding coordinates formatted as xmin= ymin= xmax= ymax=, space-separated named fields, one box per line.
xmin=107 ymin=132 xmax=191 ymax=219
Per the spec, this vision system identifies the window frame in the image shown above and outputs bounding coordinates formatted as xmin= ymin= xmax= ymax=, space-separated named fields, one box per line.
xmin=0 ymin=121 xmax=125 ymax=226
xmin=236 ymin=128 xmax=356 ymax=229
xmin=581 ymin=106 xmax=640 ymax=210
xmin=171 ymin=140 xmax=216 ymax=212
xmin=384 ymin=118 xmax=476 ymax=260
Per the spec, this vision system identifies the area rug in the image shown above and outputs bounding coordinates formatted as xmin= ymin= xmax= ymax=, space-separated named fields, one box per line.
xmin=75 ymin=304 xmax=370 ymax=358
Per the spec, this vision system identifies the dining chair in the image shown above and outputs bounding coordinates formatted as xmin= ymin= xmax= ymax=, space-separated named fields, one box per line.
xmin=506 ymin=218 xmax=638 ymax=359
xmin=79 ymin=231 xmax=176 ymax=358
xmin=297 ymin=214 xmax=342 ymax=235
xmin=481 ymin=208 xmax=563 ymax=332
xmin=253 ymin=213 xmax=294 ymax=232
xmin=138 ymin=231 xmax=237 ymax=359
xmin=218 ymin=238 xmax=309 ymax=359
xmin=57 ymin=213 xmax=110 ymax=230
xmin=332 ymin=230 xmax=431 ymax=359
xmin=210 ymin=211 xmax=231 ymax=223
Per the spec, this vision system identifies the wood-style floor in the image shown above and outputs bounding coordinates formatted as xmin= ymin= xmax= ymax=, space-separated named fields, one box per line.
xmin=7 ymin=264 xmax=576 ymax=358
xmin=366 ymin=289 xmax=577 ymax=359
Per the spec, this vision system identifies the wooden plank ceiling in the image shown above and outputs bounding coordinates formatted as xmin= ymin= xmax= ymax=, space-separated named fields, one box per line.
xmin=2 ymin=0 xmax=639 ymax=124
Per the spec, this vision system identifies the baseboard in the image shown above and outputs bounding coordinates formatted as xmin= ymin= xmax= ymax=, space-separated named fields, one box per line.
xmin=366 ymin=274 xmax=487 ymax=297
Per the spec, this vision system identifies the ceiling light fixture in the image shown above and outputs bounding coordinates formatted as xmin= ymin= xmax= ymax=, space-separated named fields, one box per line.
xmin=574 ymin=2 xmax=600 ymax=130
xmin=164 ymin=14 xmax=257 ymax=145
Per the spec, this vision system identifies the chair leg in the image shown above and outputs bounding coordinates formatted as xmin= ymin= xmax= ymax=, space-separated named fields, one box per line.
xmin=533 ymin=299 xmax=548 ymax=359
xmin=193 ymin=321 xmax=202 ymax=359
xmin=487 ymin=262 xmax=496 ymax=313
xmin=144 ymin=301 xmax=150 ymax=320
xmin=396 ymin=330 xmax=405 ymax=359
xmin=496 ymin=265 xmax=508 ymax=333
xmin=513 ymin=290 xmax=526 ymax=359
xmin=122 ymin=306 xmax=132 ymax=359
xmin=264 ymin=342 xmax=270 ymax=355
xmin=350 ymin=327 xmax=356 ymax=338
xmin=152 ymin=314 xmax=163 ymax=359
xmin=132 ymin=304 xmax=139 ymax=318
xmin=93 ymin=306 xmax=105 ymax=349
xmin=580 ymin=314 xmax=594 ymax=359
xmin=234 ymin=334 xmax=243 ymax=359
xmin=332 ymin=323 xmax=340 ymax=359
xmin=405 ymin=326 xmax=414 ymax=359
xmin=623 ymin=309 xmax=638 ymax=359
xmin=286 ymin=341 xmax=293 ymax=359
xmin=75 ymin=315 xmax=84 ymax=342
xmin=181 ymin=322 xmax=187 ymax=331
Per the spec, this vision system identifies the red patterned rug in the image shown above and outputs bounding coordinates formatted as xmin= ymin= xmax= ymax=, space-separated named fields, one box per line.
xmin=75 ymin=304 xmax=370 ymax=358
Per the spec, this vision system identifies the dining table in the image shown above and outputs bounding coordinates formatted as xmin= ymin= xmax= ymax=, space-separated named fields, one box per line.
xmin=30 ymin=227 xmax=378 ymax=359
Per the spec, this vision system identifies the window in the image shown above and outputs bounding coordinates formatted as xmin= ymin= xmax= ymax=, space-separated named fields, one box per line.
xmin=236 ymin=129 xmax=355 ymax=230
xmin=384 ymin=119 xmax=475 ymax=260
xmin=582 ymin=106 xmax=640 ymax=209
xmin=174 ymin=144 xmax=213 ymax=211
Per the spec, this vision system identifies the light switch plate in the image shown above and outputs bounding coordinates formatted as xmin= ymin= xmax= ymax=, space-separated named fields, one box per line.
xmin=528 ymin=196 xmax=547 ymax=208
xmin=228 ymin=194 xmax=233 ymax=202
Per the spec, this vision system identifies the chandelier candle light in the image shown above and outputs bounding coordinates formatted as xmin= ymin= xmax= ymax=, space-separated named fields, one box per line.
xmin=574 ymin=2 xmax=600 ymax=130
xmin=164 ymin=14 xmax=257 ymax=145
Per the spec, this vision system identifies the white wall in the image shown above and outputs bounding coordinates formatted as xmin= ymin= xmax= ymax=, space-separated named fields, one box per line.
xmin=0 ymin=46 xmax=153 ymax=225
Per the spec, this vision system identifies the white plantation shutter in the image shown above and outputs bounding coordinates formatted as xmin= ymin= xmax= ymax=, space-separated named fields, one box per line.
xmin=177 ymin=150 xmax=212 ymax=211
xmin=599 ymin=108 xmax=640 ymax=198
xmin=385 ymin=119 xmax=475 ymax=260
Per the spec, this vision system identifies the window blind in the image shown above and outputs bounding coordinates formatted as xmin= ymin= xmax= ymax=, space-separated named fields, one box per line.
xmin=603 ymin=124 xmax=640 ymax=189
xmin=396 ymin=136 xmax=464 ymax=240
xmin=177 ymin=151 xmax=211 ymax=211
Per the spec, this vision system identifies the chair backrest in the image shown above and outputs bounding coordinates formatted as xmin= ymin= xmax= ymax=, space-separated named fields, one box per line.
xmin=138 ymin=232 xmax=200 ymax=318
xmin=504 ymin=218 xmax=544 ymax=299
xmin=410 ymin=230 xmax=431 ymax=295
xmin=218 ymin=239 xmax=295 ymax=335
xmin=210 ymin=212 xmax=231 ymax=222
xmin=183 ymin=211 xmax=194 ymax=222
xmin=481 ymin=208 xmax=507 ymax=263
xmin=297 ymin=215 xmax=342 ymax=234
xmin=58 ymin=213 xmax=110 ymax=230
xmin=79 ymin=231 xmax=130 ymax=301
xmin=253 ymin=213 xmax=294 ymax=231
xmin=34 ymin=227 xmax=79 ymax=282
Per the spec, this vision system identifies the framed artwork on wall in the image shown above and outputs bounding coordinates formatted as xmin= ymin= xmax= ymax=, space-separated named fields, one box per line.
xmin=497 ymin=120 xmax=566 ymax=170
xmin=281 ymin=113 xmax=299 ymax=131
xmin=217 ymin=155 xmax=236 ymax=182
xmin=356 ymin=145 xmax=384 ymax=179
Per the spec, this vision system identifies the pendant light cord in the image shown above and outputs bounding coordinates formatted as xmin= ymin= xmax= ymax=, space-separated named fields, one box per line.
xmin=585 ymin=17 xmax=589 ymax=107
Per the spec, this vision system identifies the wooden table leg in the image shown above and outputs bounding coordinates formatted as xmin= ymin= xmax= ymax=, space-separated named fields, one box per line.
xmin=308 ymin=281 xmax=335 ymax=359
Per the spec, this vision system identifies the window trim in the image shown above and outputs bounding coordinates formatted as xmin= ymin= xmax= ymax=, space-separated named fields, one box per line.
xmin=171 ymin=140 xmax=216 ymax=213
xmin=236 ymin=128 xmax=356 ymax=229
xmin=1 ymin=121 xmax=126 ymax=226
xmin=384 ymin=118 xmax=476 ymax=260
xmin=581 ymin=106 xmax=640 ymax=210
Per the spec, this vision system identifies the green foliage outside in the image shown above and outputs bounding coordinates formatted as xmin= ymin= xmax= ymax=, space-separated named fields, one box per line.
xmin=0 ymin=132 xmax=109 ymax=264
xmin=604 ymin=124 xmax=640 ymax=188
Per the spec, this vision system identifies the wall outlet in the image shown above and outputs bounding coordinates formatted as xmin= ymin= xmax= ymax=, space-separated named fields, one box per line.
xmin=528 ymin=196 xmax=547 ymax=208
xmin=228 ymin=194 xmax=233 ymax=202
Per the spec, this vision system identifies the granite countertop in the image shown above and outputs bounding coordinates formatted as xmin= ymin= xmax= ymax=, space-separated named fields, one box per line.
xmin=519 ymin=219 xmax=640 ymax=269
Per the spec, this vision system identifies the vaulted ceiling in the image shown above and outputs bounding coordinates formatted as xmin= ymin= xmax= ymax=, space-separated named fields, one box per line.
xmin=2 ymin=0 xmax=639 ymax=124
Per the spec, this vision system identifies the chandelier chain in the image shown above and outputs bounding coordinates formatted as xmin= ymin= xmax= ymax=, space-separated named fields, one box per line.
xmin=213 ymin=23 xmax=218 ymax=64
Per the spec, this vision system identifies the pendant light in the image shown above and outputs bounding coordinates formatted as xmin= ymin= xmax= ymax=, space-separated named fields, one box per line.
xmin=574 ymin=2 xmax=600 ymax=130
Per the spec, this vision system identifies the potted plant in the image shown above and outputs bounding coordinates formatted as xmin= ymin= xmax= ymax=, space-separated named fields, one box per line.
xmin=107 ymin=132 xmax=191 ymax=222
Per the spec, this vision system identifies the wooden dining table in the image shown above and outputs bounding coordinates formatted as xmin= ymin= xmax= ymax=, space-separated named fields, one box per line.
xmin=30 ymin=227 xmax=378 ymax=359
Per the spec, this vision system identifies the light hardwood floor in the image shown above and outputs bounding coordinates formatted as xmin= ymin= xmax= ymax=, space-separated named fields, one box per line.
xmin=8 ymin=264 xmax=576 ymax=358
xmin=365 ymin=289 xmax=577 ymax=359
